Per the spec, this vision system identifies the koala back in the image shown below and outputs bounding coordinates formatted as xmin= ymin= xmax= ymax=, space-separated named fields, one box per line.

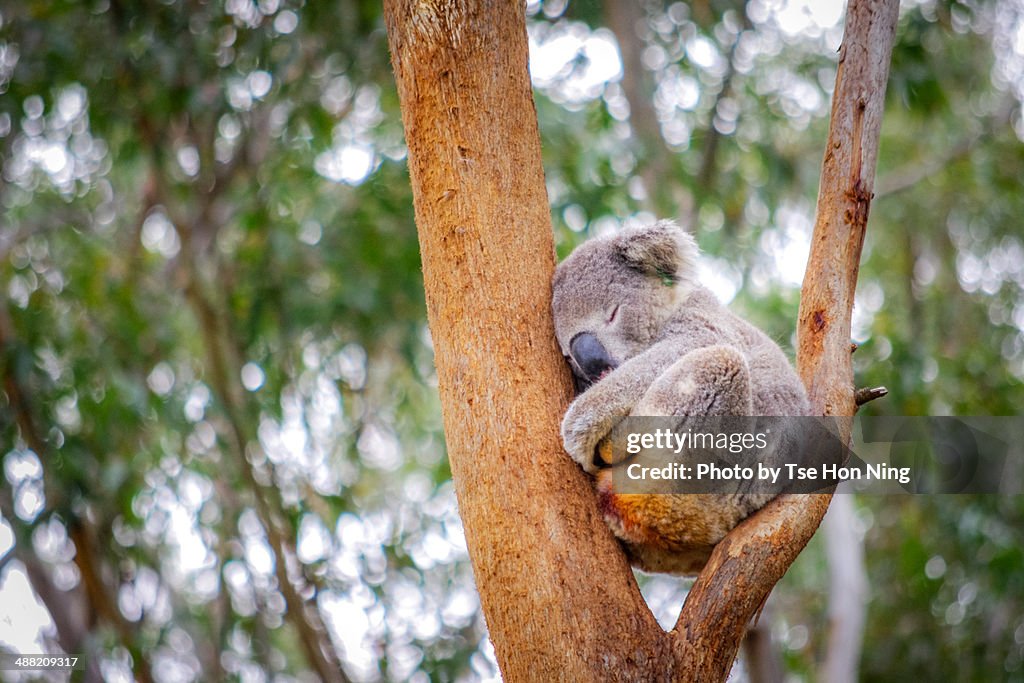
xmin=655 ymin=286 xmax=810 ymax=417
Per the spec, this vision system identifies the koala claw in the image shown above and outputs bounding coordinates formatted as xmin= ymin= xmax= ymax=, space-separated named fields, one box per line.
xmin=560 ymin=405 xmax=605 ymax=473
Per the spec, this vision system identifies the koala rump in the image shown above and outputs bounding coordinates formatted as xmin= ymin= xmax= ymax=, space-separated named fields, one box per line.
xmin=552 ymin=220 xmax=810 ymax=576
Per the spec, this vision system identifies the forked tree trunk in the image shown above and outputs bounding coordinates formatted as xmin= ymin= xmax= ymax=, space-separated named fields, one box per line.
xmin=384 ymin=0 xmax=898 ymax=680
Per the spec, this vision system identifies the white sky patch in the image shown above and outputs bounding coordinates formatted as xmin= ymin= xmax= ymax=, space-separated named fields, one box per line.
xmin=638 ymin=575 xmax=689 ymax=630
xmin=316 ymin=83 xmax=382 ymax=184
xmin=4 ymin=449 xmax=42 ymax=486
xmin=991 ymin=0 xmax=1024 ymax=130
xmin=247 ymin=70 xmax=272 ymax=99
xmin=529 ymin=22 xmax=622 ymax=104
xmin=297 ymin=514 xmax=331 ymax=564
xmin=321 ymin=592 xmax=377 ymax=679
xmin=37 ymin=143 xmax=68 ymax=175
xmin=274 ymin=10 xmax=298 ymax=34
xmin=0 ymin=562 xmax=54 ymax=655
xmin=357 ymin=423 xmax=402 ymax=471
xmin=5 ymin=450 xmax=46 ymax=522
xmin=697 ymin=257 xmax=741 ymax=304
xmin=0 ymin=518 xmax=12 ymax=555
xmin=761 ymin=202 xmax=813 ymax=287
xmin=184 ymin=384 xmax=211 ymax=423
xmin=658 ymin=69 xmax=701 ymax=112
xmin=176 ymin=145 xmax=200 ymax=177
xmin=243 ymin=532 xmax=275 ymax=577
xmin=751 ymin=0 xmax=846 ymax=36
xmin=141 ymin=211 xmax=181 ymax=259
xmin=170 ymin=505 xmax=210 ymax=573
xmin=314 ymin=144 xmax=374 ymax=184
xmin=852 ymin=280 xmax=885 ymax=341
xmin=240 ymin=362 xmax=265 ymax=391
xmin=226 ymin=70 xmax=273 ymax=110
xmin=4 ymin=83 xmax=106 ymax=197
xmin=147 ymin=362 xmax=176 ymax=397
xmin=686 ymin=35 xmax=722 ymax=71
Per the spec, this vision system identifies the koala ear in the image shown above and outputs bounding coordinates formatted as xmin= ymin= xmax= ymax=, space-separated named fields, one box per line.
xmin=614 ymin=220 xmax=699 ymax=285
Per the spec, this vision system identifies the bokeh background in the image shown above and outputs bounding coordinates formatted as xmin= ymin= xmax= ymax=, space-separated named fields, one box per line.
xmin=1 ymin=0 xmax=1023 ymax=680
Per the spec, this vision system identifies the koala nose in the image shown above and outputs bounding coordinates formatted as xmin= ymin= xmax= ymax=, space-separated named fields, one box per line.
xmin=569 ymin=333 xmax=617 ymax=388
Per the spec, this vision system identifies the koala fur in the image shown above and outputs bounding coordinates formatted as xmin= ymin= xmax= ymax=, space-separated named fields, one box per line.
xmin=552 ymin=220 xmax=810 ymax=575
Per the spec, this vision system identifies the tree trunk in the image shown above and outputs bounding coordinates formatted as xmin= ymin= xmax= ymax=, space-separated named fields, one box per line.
xmin=384 ymin=0 xmax=898 ymax=680
xmin=384 ymin=2 xmax=667 ymax=681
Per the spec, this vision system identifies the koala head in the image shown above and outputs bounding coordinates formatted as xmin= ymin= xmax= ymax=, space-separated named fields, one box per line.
xmin=552 ymin=220 xmax=699 ymax=392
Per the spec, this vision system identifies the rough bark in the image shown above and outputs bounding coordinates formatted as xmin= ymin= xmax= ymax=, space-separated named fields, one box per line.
xmin=797 ymin=0 xmax=900 ymax=418
xmin=672 ymin=1 xmax=898 ymax=678
xmin=385 ymin=2 xmax=667 ymax=681
xmin=385 ymin=0 xmax=898 ymax=680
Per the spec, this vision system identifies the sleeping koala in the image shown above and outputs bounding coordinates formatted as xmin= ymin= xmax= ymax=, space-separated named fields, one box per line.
xmin=552 ymin=220 xmax=810 ymax=575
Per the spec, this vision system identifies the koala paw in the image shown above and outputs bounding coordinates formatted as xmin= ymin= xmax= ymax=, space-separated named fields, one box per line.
xmin=560 ymin=402 xmax=605 ymax=473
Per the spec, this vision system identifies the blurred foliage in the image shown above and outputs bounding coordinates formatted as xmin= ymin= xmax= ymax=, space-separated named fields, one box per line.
xmin=0 ymin=0 xmax=1022 ymax=681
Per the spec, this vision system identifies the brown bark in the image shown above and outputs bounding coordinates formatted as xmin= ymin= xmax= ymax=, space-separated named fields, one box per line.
xmin=673 ymin=1 xmax=898 ymax=678
xmin=384 ymin=2 xmax=668 ymax=681
xmin=385 ymin=0 xmax=898 ymax=680
xmin=797 ymin=0 xmax=899 ymax=419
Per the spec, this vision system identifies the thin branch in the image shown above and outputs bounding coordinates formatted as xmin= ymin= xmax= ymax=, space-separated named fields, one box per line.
xmin=0 ymin=486 xmax=104 ymax=681
xmin=604 ymin=0 xmax=681 ymax=217
xmin=173 ymin=216 xmax=349 ymax=682
xmin=0 ymin=302 xmax=52 ymax=460
xmin=854 ymin=386 xmax=888 ymax=406
xmin=69 ymin=520 xmax=155 ymax=683
xmin=672 ymin=1 xmax=900 ymax=678
xmin=875 ymin=98 xmax=1015 ymax=199
xmin=742 ymin=600 xmax=784 ymax=683
xmin=874 ymin=134 xmax=977 ymax=198
xmin=696 ymin=16 xmax=749 ymax=199
xmin=124 ymin=102 xmax=350 ymax=679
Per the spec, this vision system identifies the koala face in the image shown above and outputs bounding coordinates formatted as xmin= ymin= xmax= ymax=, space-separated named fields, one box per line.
xmin=552 ymin=220 xmax=698 ymax=392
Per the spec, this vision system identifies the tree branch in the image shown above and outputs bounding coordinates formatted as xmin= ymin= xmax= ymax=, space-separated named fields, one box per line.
xmin=855 ymin=386 xmax=888 ymax=406
xmin=143 ymin=116 xmax=349 ymax=681
xmin=179 ymin=270 xmax=349 ymax=683
xmin=672 ymin=0 xmax=899 ymax=678
xmin=874 ymin=97 xmax=1014 ymax=199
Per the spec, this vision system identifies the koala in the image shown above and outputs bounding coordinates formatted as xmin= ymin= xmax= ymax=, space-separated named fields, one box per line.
xmin=552 ymin=220 xmax=810 ymax=575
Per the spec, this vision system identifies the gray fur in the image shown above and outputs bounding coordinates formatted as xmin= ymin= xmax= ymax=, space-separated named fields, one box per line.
xmin=552 ymin=220 xmax=810 ymax=574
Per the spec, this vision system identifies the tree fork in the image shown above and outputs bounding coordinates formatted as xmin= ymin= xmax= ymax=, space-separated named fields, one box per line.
xmin=385 ymin=0 xmax=899 ymax=680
